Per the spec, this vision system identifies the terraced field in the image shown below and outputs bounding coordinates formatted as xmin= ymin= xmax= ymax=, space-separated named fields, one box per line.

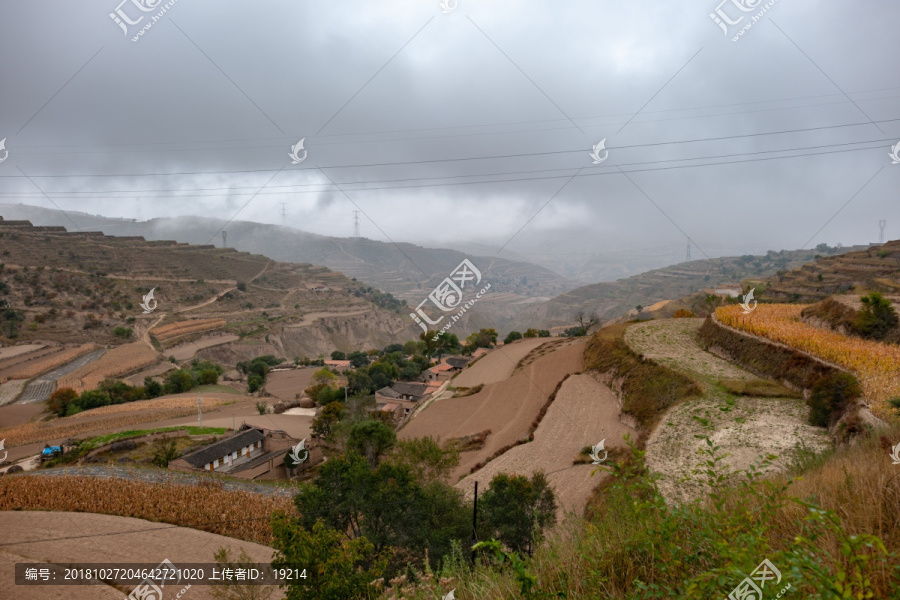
xmin=0 ymin=379 xmax=26 ymax=407
xmin=56 ymin=343 xmax=158 ymax=393
xmin=456 ymin=373 xmax=635 ymax=521
xmin=18 ymin=348 xmax=106 ymax=404
xmin=625 ymin=318 xmax=829 ymax=503
xmin=150 ymin=318 xmax=227 ymax=343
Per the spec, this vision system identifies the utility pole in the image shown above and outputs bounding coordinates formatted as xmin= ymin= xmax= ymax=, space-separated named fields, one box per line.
xmin=879 ymin=220 xmax=887 ymax=245
xmin=281 ymin=203 xmax=287 ymax=224
xmin=232 ymin=413 xmax=236 ymax=433
xmin=344 ymin=386 xmax=348 ymax=402
xmin=197 ymin=398 xmax=202 ymax=427
xmin=471 ymin=481 xmax=478 ymax=564
xmin=353 ymin=210 xmax=360 ymax=238
xmin=686 ymin=239 xmax=691 ymax=262
xmin=222 ymin=230 xmax=227 ymax=248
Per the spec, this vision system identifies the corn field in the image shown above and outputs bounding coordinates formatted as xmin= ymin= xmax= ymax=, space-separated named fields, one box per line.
xmin=0 ymin=475 xmax=295 ymax=545
xmin=56 ymin=342 xmax=158 ymax=392
xmin=717 ymin=304 xmax=900 ymax=417
xmin=151 ymin=318 xmax=227 ymax=342
xmin=1 ymin=343 xmax=97 ymax=382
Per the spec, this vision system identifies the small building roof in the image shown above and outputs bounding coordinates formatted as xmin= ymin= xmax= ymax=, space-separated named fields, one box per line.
xmin=180 ymin=429 xmax=264 ymax=468
xmin=445 ymin=357 xmax=471 ymax=369
xmin=429 ymin=363 xmax=454 ymax=372
xmin=376 ymin=386 xmax=402 ymax=399
xmin=324 ymin=360 xmax=351 ymax=368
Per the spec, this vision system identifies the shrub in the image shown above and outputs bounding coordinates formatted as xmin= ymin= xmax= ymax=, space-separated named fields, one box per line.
xmin=672 ymin=308 xmax=696 ymax=318
xmin=854 ymin=292 xmax=899 ymax=340
xmin=255 ymin=401 xmax=268 ymax=415
xmin=504 ymin=331 xmax=523 ymax=344
xmin=113 ymin=326 xmax=133 ymax=339
xmin=151 ymin=436 xmax=180 ymax=467
xmin=808 ymin=372 xmax=862 ymax=427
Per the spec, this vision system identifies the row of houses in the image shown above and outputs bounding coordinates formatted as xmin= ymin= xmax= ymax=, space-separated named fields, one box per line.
xmin=372 ymin=354 xmax=480 ymax=421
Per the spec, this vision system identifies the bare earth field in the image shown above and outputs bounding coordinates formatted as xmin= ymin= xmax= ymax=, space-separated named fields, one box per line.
xmin=124 ymin=361 xmax=176 ymax=386
xmin=401 ymin=341 xmax=585 ymax=480
xmin=452 ymin=337 xmax=550 ymax=388
xmin=0 ymin=379 xmax=26 ymax=407
xmin=625 ymin=319 xmax=829 ymax=503
xmin=0 ymin=344 xmax=97 ymax=383
xmin=264 ymin=367 xmax=317 ymax=401
xmin=0 ymin=344 xmax=45 ymax=360
xmin=168 ymin=334 xmax=241 ymax=361
xmin=0 ymin=511 xmax=283 ymax=600
xmin=456 ymin=373 xmax=636 ymax=522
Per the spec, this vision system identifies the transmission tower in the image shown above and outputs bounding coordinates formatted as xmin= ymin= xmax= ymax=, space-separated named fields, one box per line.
xmin=879 ymin=220 xmax=887 ymax=244
xmin=685 ymin=240 xmax=691 ymax=262
xmin=353 ymin=210 xmax=360 ymax=238
xmin=222 ymin=230 xmax=227 ymax=248
xmin=280 ymin=203 xmax=287 ymax=224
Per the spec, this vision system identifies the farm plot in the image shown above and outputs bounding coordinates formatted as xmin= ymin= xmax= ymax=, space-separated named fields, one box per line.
xmin=151 ymin=318 xmax=227 ymax=343
xmin=717 ymin=304 xmax=900 ymax=417
xmin=56 ymin=343 xmax=158 ymax=393
xmin=452 ymin=337 xmax=549 ymax=388
xmin=625 ymin=318 xmax=752 ymax=381
xmin=167 ymin=334 xmax=239 ymax=361
xmin=0 ymin=379 xmax=26 ymax=407
xmin=456 ymin=373 xmax=635 ymax=521
xmin=17 ymin=348 xmax=106 ymax=404
xmin=0 ymin=344 xmax=45 ymax=360
xmin=264 ymin=367 xmax=316 ymax=401
xmin=0 ymin=344 xmax=97 ymax=382
xmin=123 ymin=361 xmax=175 ymax=386
xmin=627 ymin=318 xmax=830 ymax=503
xmin=402 ymin=341 xmax=586 ymax=480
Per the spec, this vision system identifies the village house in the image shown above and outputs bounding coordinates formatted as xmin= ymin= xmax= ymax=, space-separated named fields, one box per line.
xmin=422 ymin=362 xmax=454 ymax=382
xmin=374 ymin=381 xmax=440 ymax=417
xmin=444 ymin=356 xmax=471 ymax=372
xmin=169 ymin=426 xmax=312 ymax=480
xmin=323 ymin=359 xmax=351 ymax=372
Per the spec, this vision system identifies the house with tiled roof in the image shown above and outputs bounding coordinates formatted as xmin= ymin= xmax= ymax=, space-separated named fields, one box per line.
xmin=374 ymin=381 xmax=435 ymax=417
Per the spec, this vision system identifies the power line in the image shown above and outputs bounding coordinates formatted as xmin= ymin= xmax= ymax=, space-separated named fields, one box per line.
xmin=2 ymin=117 xmax=898 ymax=181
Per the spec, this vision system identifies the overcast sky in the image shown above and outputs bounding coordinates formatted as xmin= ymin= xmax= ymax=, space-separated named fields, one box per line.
xmin=1 ymin=0 xmax=898 ymax=269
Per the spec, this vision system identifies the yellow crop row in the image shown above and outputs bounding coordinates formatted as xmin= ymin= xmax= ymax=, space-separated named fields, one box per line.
xmin=57 ymin=343 xmax=158 ymax=393
xmin=1 ymin=344 xmax=97 ymax=382
xmin=0 ymin=475 xmax=295 ymax=545
xmin=151 ymin=319 xmax=227 ymax=342
xmin=716 ymin=304 xmax=900 ymax=417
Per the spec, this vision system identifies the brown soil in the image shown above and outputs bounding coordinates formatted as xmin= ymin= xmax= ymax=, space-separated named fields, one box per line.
xmin=451 ymin=338 xmax=550 ymax=388
xmin=263 ymin=368 xmax=317 ymax=402
xmin=0 ymin=511 xmax=283 ymax=600
xmin=401 ymin=341 xmax=585 ymax=480
xmin=456 ymin=373 xmax=636 ymax=522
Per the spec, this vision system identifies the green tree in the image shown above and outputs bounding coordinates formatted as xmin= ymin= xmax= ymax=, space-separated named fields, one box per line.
xmin=479 ymin=471 xmax=557 ymax=556
xmin=198 ymin=369 xmax=219 ymax=385
xmin=347 ymin=351 xmax=370 ymax=368
xmin=537 ymin=330 xmax=551 ymax=338
xmin=346 ymin=420 xmax=396 ymax=468
xmin=247 ymin=374 xmax=264 ymax=393
xmin=504 ymin=331 xmax=523 ymax=344
xmin=523 ymin=328 xmax=539 ymax=338
xmin=291 ymin=454 xmax=469 ymax=573
xmin=465 ymin=328 xmax=498 ymax=350
xmin=151 ymin=436 xmax=180 ymax=467
xmin=854 ymin=292 xmax=899 ymax=340
xmin=808 ymin=372 xmax=862 ymax=427
xmin=387 ymin=436 xmax=459 ymax=485
xmin=165 ymin=369 xmax=194 ymax=394
xmin=143 ymin=377 xmax=163 ymax=398
xmin=330 ymin=350 xmax=346 ymax=360
xmin=312 ymin=401 xmax=344 ymax=440
xmin=271 ymin=518 xmax=389 ymax=600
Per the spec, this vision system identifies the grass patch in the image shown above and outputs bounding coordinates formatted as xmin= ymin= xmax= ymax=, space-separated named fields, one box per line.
xmin=718 ymin=378 xmax=802 ymax=398
xmin=584 ymin=326 xmax=702 ymax=430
